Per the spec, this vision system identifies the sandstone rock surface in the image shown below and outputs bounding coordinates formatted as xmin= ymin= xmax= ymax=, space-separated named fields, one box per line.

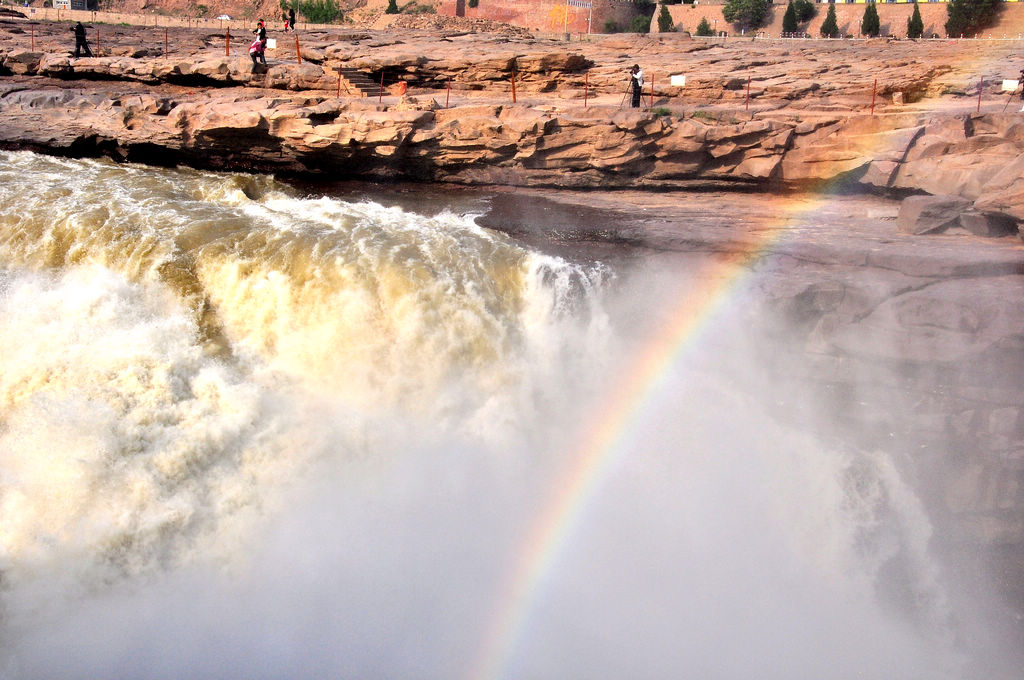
xmin=2 ymin=19 xmax=1024 ymax=236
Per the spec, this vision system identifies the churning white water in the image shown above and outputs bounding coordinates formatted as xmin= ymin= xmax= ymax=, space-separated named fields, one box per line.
xmin=0 ymin=151 xmax=1016 ymax=679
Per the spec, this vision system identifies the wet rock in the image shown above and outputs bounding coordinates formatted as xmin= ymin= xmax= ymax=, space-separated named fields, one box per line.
xmin=958 ymin=210 xmax=1019 ymax=238
xmin=897 ymin=194 xmax=972 ymax=235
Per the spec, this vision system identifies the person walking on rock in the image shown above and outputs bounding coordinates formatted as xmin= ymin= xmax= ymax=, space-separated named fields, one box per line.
xmin=288 ymin=9 xmax=296 ymax=32
xmin=71 ymin=21 xmax=92 ymax=58
xmin=252 ymin=19 xmax=267 ymax=65
xmin=630 ymin=64 xmax=644 ymax=109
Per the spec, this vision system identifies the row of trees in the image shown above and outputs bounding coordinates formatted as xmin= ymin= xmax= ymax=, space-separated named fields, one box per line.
xmin=275 ymin=0 xmax=1006 ymax=35
xmin=706 ymin=0 xmax=1001 ymax=39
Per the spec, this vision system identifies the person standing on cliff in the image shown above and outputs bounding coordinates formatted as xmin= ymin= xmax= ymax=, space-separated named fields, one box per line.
xmin=71 ymin=21 xmax=92 ymax=58
xmin=630 ymin=64 xmax=644 ymax=109
xmin=289 ymin=8 xmax=296 ymax=32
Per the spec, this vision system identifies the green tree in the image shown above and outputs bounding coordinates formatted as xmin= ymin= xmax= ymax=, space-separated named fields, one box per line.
xmin=631 ymin=13 xmax=652 ymax=33
xmin=722 ymin=0 xmax=770 ymax=30
xmin=820 ymin=2 xmax=839 ymax=38
xmin=385 ymin=0 xmax=399 ymax=13
xmin=945 ymin=0 xmax=1001 ymax=38
xmin=793 ymin=0 xmax=815 ymax=22
xmin=297 ymin=0 xmax=342 ymax=23
xmin=695 ymin=16 xmax=714 ymax=36
xmin=782 ymin=0 xmax=798 ymax=33
xmin=658 ymin=3 xmax=675 ymax=32
xmin=861 ymin=1 xmax=880 ymax=37
xmin=907 ymin=0 xmax=924 ymax=38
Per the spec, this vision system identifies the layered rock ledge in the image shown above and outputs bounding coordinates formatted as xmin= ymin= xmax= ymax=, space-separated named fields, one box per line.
xmin=2 ymin=19 xmax=1024 ymax=238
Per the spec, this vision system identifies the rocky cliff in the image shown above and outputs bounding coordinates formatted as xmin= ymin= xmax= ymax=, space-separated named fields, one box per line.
xmin=2 ymin=21 xmax=1022 ymax=234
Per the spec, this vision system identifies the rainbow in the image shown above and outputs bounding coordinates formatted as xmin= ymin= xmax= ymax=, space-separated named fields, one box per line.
xmin=470 ymin=194 xmax=809 ymax=680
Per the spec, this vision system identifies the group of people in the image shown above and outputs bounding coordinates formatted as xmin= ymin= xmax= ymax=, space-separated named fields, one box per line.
xmin=248 ymin=12 xmax=296 ymax=70
xmin=249 ymin=19 xmax=268 ymax=69
xmin=70 ymin=16 xmax=292 ymax=69
xmin=68 ymin=17 xmax=646 ymax=110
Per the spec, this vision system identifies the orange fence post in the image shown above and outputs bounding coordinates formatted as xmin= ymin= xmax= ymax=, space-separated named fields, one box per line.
xmin=649 ymin=73 xmax=654 ymax=108
xmin=584 ymin=71 xmax=588 ymax=108
xmin=511 ymin=72 xmax=517 ymax=104
xmin=446 ymin=77 xmax=451 ymax=108
xmin=30 ymin=25 xmax=34 ymax=51
xmin=164 ymin=27 xmax=168 ymax=56
xmin=745 ymin=75 xmax=751 ymax=111
xmin=225 ymin=28 xmax=230 ymax=57
xmin=337 ymin=66 xmax=343 ymax=97
xmin=295 ymin=33 xmax=302 ymax=64
xmin=978 ymin=77 xmax=984 ymax=113
xmin=870 ymin=78 xmax=877 ymax=115
xmin=96 ymin=27 xmax=100 ymax=53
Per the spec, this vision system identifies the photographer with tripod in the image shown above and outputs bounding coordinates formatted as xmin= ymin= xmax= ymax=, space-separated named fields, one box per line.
xmin=629 ymin=64 xmax=644 ymax=109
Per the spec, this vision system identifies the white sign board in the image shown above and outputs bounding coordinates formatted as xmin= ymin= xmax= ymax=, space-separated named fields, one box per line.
xmin=266 ymin=38 xmax=277 ymax=49
xmin=53 ymin=0 xmax=70 ymax=8
xmin=1002 ymin=79 xmax=1019 ymax=91
xmin=670 ymin=74 xmax=686 ymax=87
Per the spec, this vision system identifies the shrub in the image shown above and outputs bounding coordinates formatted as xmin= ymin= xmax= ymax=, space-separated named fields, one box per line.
xmin=468 ymin=0 xmax=478 ymax=6
xmin=907 ymin=0 xmax=924 ymax=38
xmin=793 ymin=0 xmax=815 ymax=22
xmin=631 ymin=13 xmax=652 ymax=33
xmin=298 ymin=0 xmax=342 ymax=23
xmin=657 ymin=3 xmax=675 ymax=32
xmin=402 ymin=2 xmax=435 ymax=13
xmin=722 ymin=0 xmax=770 ymax=30
xmin=604 ymin=19 xmax=619 ymax=33
xmin=695 ymin=17 xmax=713 ymax=36
xmin=386 ymin=0 xmax=399 ymax=13
xmin=945 ymin=0 xmax=1001 ymax=38
xmin=782 ymin=1 xmax=798 ymax=34
xmin=820 ymin=3 xmax=839 ymax=38
xmin=861 ymin=1 xmax=880 ymax=37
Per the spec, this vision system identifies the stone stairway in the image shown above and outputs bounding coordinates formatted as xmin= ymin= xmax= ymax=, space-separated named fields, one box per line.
xmin=337 ymin=68 xmax=380 ymax=97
